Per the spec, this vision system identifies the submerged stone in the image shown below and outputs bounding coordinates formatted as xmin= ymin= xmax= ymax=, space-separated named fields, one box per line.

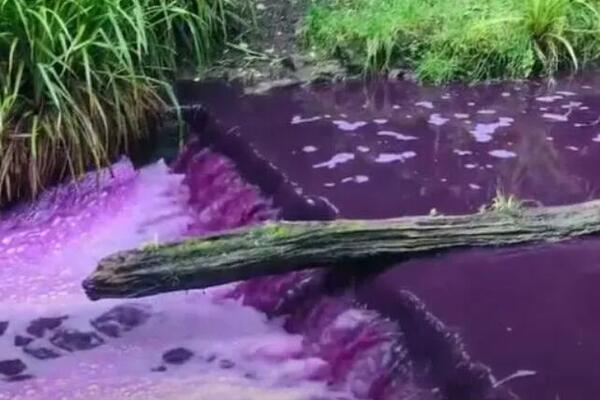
xmin=91 ymin=304 xmax=151 ymax=338
xmin=0 ymin=359 xmax=27 ymax=376
xmin=50 ymin=329 xmax=105 ymax=352
xmin=14 ymin=335 xmax=33 ymax=347
xmin=219 ymin=359 xmax=235 ymax=369
xmin=0 ymin=321 xmax=8 ymax=336
xmin=4 ymin=374 xmax=34 ymax=382
xmin=162 ymin=348 xmax=194 ymax=365
xmin=26 ymin=316 xmax=68 ymax=338
xmin=23 ymin=346 xmax=61 ymax=360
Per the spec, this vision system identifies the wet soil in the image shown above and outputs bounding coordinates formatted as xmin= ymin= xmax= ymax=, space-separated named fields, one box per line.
xmin=202 ymin=0 xmax=345 ymax=94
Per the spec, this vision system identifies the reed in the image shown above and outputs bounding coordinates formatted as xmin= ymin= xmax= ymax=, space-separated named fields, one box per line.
xmin=0 ymin=0 xmax=246 ymax=204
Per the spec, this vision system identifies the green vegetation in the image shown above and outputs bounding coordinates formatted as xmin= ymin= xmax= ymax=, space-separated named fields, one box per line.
xmin=489 ymin=192 xmax=525 ymax=215
xmin=304 ymin=0 xmax=600 ymax=83
xmin=0 ymin=0 xmax=248 ymax=204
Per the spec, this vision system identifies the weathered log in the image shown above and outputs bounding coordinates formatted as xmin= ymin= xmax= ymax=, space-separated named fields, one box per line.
xmin=83 ymin=199 xmax=600 ymax=299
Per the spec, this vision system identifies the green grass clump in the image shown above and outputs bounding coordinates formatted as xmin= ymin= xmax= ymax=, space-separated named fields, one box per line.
xmin=304 ymin=0 xmax=600 ymax=83
xmin=0 ymin=0 xmax=247 ymax=204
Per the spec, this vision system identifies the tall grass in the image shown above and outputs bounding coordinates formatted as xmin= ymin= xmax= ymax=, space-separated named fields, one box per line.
xmin=0 ymin=0 xmax=246 ymax=204
xmin=304 ymin=0 xmax=600 ymax=83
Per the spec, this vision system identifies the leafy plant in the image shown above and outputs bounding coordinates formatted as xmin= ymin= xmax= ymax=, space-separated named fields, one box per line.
xmin=490 ymin=191 xmax=524 ymax=215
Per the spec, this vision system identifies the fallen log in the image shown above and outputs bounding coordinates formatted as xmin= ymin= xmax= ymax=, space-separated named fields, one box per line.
xmin=83 ymin=199 xmax=600 ymax=299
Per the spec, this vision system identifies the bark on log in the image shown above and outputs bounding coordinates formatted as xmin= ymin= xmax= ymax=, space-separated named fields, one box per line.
xmin=83 ymin=199 xmax=600 ymax=299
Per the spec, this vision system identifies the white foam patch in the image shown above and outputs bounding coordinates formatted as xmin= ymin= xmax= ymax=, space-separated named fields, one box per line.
xmin=477 ymin=109 xmax=496 ymax=115
xmin=470 ymin=117 xmax=514 ymax=142
xmin=566 ymin=146 xmax=579 ymax=151
xmin=356 ymin=146 xmax=370 ymax=153
xmin=556 ymin=91 xmax=577 ymax=97
xmin=542 ymin=113 xmax=568 ymax=122
xmin=313 ymin=153 xmax=355 ymax=169
xmin=415 ymin=101 xmax=434 ymax=109
xmin=454 ymin=150 xmax=473 ymax=156
xmin=454 ymin=113 xmax=470 ymax=119
xmin=561 ymin=101 xmax=583 ymax=109
xmin=341 ymin=175 xmax=370 ymax=184
xmin=332 ymin=120 xmax=367 ymax=131
xmin=302 ymin=146 xmax=318 ymax=153
xmin=489 ymin=149 xmax=517 ymax=159
xmin=375 ymin=152 xmax=417 ymax=163
xmin=428 ymin=114 xmax=449 ymax=126
xmin=593 ymin=134 xmax=600 ymax=142
xmin=377 ymin=131 xmax=418 ymax=141
xmin=291 ymin=115 xmax=322 ymax=125
xmin=536 ymin=95 xmax=563 ymax=103
xmin=373 ymin=119 xmax=388 ymax=125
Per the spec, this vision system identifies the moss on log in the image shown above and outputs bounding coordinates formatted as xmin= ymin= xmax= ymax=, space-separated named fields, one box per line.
xmin=83 ymin=199 xmax=600 ymax=299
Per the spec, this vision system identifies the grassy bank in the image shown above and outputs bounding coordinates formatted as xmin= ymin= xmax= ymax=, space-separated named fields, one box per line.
xmin=305 ymin=0 xmax=600 ymax=83
xmin=0 ymin=0 xmax=248 ymax=205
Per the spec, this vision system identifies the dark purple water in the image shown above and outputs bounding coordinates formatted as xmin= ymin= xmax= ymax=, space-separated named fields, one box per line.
xmin=177 ymin=74 xmax=600 ymax=400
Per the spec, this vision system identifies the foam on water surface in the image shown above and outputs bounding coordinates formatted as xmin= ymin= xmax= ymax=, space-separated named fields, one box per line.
xmin=0 ymin=154 xmax=352 ymax=400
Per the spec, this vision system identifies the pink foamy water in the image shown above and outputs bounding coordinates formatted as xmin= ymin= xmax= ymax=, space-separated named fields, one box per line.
xmin=0 ymin=152 xmax=353 ymax=400
xmin=0 ymin=143 xmax=511 ymax=400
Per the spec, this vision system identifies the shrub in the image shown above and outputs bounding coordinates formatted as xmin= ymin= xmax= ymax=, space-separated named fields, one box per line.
xmin=304 ymin=0 xmax=600 ymax=83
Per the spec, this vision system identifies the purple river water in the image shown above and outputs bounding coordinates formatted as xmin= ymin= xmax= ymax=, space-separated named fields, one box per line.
xmin=2 ymin=74 xmax=600 ymax=400
xmin=176 ymin=73 xmax=600 ymax=400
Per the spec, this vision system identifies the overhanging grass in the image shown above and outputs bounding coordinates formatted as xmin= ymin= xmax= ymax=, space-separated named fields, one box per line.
xmin=0 ymin=0 xmax=248 ymax=204
xmin=304 ymin=0 xmax=600 ymax=83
